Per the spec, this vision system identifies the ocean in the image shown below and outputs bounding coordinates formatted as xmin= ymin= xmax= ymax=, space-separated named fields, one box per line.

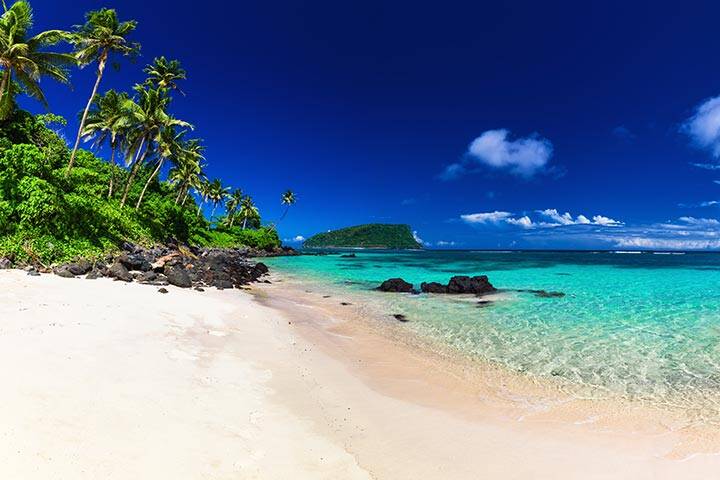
xmin=263 ymin=250 xmax=720 ymax=422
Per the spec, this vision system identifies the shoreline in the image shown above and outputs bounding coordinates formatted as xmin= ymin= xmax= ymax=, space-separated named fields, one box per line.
xmin=3 ymin=269 xmax=720 ymax=478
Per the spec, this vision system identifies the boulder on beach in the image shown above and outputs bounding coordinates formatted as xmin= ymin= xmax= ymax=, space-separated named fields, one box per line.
xmin=377 ymin=278 xmax=415 ymax=293
xmin=107 ymin=262 xmax=133 ymax=282
xmin=165 ymin=265 xmax=192 ymax=288
xmin=0 ymin=257 xmax=12 ymax=269
xmin=67 ymin=260 xmax=92 ymax=276
xmin=53 ymin=266 xmax=76 ymax=278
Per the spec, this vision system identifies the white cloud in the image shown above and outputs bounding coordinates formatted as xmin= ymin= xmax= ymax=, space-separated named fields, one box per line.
xmin=436 ymin=240 xmax=457 ymax=247
xmin=691 ymin=163 xmax=720 ymax=170
xmin=461 ymin=211 xmax=513 ymax=224
xmin=412 ymin=230 xmax=429 ymax=246
xmin=682 ymin=95 xmax=720 ymax=158
xmin=615 ymin=237 xmax=720 ymax=250
xmin=442 ymin=129 xmax=553 ymax=179
xmin=678 ymin=216 xmax=720 ymax=226
xmin=505 ymin=216 xmax=534 ymax=229
xmin=283 ymin=235 xmax=305 ymax=243
xmin=537 ymin=209 xmax=623 ymax=227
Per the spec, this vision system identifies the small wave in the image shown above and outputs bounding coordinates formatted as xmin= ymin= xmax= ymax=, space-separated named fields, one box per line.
xmin=612 ymin=251 xmax=643 ymax=254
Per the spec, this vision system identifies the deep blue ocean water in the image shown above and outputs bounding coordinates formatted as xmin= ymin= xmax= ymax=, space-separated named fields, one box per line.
xmin=264 ymin=250 xmax=720 ymax=417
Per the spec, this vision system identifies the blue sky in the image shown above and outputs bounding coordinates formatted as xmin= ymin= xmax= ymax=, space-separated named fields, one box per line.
xmin=24 ymin=0 xmax=720 ymax=250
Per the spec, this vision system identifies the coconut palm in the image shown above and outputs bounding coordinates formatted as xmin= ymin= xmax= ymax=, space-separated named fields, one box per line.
xmin=81 ymin=89 xmax=130 ymax=197
xmin=0 ymin=1 xmax=74 ymax=119
xmin=67 ymin=8 xmax=139 ymax=174
xmin=119 ymin=85 xmax=190 ymax=207
xmin=194 ymin=177 xmax=211 ymax=217
xmin=239 ymin=195 xmax=260 ymax=229
xmin=135 ymin=125 xmax=186 ymax=209
xmin=207 ymin=178 xmax=229 ymax=221
xmin=279 ymin=189 xmax=296 ymax=222
xmin=169 ymin=143 xmax=204 ymax=205
xmin=225 ymin=188 xmax=243 ymax=227
xmin=144 ymin=56 xmax=185 ymax=93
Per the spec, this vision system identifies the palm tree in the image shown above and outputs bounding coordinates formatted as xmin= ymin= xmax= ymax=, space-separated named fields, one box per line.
xmin=239 ymin=195 xmax=260 ymax=230
xmin=67 ymin=8 xmax=139 ymax=174
xmin=81 ymin=89 xmax=129 ymax=197
xmin=144 ymin=56 xmax=185 ymax=93
xmin=207 ymin=178 xmax=229 ymax=221
xmin=135 ymin=125 xmax=187 ymax=209
xmin=194 ymin=178 xmax=211 ymax=217
xmin=0 ymin=1 xmax=74 ymax=119
xmin=169 ymin=138 xmax=203 ymax=204
xmin=119 ymin=85 xmax=190 ymax=207
xmin=279 ymin=189 xmax=296 ymax=222
xmin=225 ymin=188 xmax=243 ymax=227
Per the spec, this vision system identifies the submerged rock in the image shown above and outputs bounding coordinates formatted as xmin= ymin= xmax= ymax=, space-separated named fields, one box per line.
xmin=340 ymin=253 xmax=357 ymax=258
xmin=377 ymin=278 xmax=415 ymax=293
xmin=420 ymin=282 xmax=448 ymax=294
xmin=446 ymin=275 xmax=496 ymax=295
xmin=392 ymin=314 xmax=409 ymax=322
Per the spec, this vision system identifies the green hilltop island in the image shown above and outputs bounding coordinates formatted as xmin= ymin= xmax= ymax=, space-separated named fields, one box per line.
xmin=303 ymin=224 xmax=423 ymax=250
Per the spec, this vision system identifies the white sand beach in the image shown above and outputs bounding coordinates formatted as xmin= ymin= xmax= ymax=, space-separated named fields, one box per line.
xmin=2 ymin=269 xmax=720 ymax=479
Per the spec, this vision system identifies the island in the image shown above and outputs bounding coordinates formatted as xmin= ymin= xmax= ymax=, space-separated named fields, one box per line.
xmin=303 ymin=224 xmax=423 ymax=249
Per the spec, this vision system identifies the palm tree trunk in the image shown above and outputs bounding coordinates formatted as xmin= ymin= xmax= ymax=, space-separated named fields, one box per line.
xmin=135 ymin=158 xmax=164 ymax=209
xmin=107 ymin=142 xmax=117 ymax=199
xmin=120 ymin=137 xmax=148 ymax=208
xmin=0 ymin=69 xmax=11 ymax=118
xmin=67 ymin=50 xmax=108 ymax=175
xmin=210 ymin=204 xmax=217 ymax=220
xmin=197 ymin=199 xmax=205 ymax=217
xmin=242 ymin=217 xmax=247 ymax=229
xmin=175 ymin=186 xmax=183 ymax=204
xmin=181 ymin=191 xmax=190 ymax=207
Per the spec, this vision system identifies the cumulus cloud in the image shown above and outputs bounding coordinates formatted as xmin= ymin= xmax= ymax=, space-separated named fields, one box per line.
xmin=413 ymin=230 xmax=429 ymax=246
xmin=614 ymin=237 xmax=720 ymax=250
xmin=460 ymin=211 xmax=513 ymax=224
xmin=678 ymin=216 xmax=720 ymax=226
xmin=682 ymin=95 xmax=720 ymax=158
xmin=436 ymin=240 xmax=457 ymax=247
xmin=461 ymin=209 xmax=622 ymax=230
xmin=442 ymin=129 xmax=554 ymax=179
xmin=283 ymin=235 xmax=306 ymax=243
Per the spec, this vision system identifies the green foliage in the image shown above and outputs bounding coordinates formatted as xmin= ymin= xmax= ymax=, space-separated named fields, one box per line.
xmin=0 ymin=108 xmax=279 ymax=264
xmin=304 ymin=224 xmax=422 ymax=249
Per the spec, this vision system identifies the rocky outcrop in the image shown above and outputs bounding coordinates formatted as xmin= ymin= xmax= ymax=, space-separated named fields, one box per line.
xmin=377 ymin=278 xmax=415 ymax=293
xmin=165 ymin=265 xmax=192 ymax=288
xmin=419 ymin=276 xmax=496 ymax=295
xmin=107 ymin=262 xmax=133 ymax=282
xmin=0 ymin=257 xmax=12 ymax=269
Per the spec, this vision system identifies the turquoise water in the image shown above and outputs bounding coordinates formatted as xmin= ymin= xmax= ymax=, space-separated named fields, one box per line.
xmin=264 ymin=250 xmax=720 ymax=419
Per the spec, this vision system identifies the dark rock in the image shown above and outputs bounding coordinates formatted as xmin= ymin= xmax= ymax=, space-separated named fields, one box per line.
xmin=341 ymin=302 xmax=352 ymax=306
xmin=54 ymin=266 xmax=76 ymax=278
xmin=340 ymin=253 xmax=357 ymax=258
xmin=0 ymin=257 xmax=11 ymax=269
xmin=136 ymin=271 xmax=158 ymax=283
xmin=118 ymin=253 xmax=152 ymax=272
xmin=253 ymin=262 xmax=269 ymax=275
xmin=120 ymin=241 xmax=138 ymax=253
xmin=420 ymin=282 xmax=448 ymax=294
xmin=67 ymin=260 xmax=92 ymax=276
xmin=392 ymin=314 xmax=409 ymax=322
xmin=158 ymin=288 xmax=169 ymax=294
xmin=213 ymin=279 xmax=234 ymax=290
xmin=26 ymin=268 xmax=40 ymax=277
xmin=446 ymin=275 xmax=496 ymax=295
xmin=535 ymin=290 xmax=565 ymax=298
xmin=165 ymin=266 xmax=192 ymax=288
xmin=194 ymin=287 xmax=205 ymax=292
xmin=85 ymin=268 xmax=104 ymax=280
xmin=107 ymin=262 xmax=133 ymax=282
xmin=377 ymin=278 xmax=415 ymax=293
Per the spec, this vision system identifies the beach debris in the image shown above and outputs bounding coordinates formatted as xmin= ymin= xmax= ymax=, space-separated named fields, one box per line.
xmin=377 ymin=278 xmax=416 ymax=293
xmin=158 ymin=288 xmax=169 ymax=294
xmin=392 ymin=314 xmax=409 ymax=322
xmin=420 ymin=275 xmax=496 ymax=295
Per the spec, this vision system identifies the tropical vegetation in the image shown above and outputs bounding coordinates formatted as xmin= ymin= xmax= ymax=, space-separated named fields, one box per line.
xmin=0 ymin=1 xmax=290 ymax=264
xmin=304 ymin=224 xmax=422 ymax=249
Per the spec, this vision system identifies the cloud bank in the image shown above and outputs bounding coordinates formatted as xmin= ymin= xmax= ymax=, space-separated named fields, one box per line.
xmin=461 ymin=209 xmax=622 ymax=229
xmin=442 ymin=129 xmax=553 ymax=179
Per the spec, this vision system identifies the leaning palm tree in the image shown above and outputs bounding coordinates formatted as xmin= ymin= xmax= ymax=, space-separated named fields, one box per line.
xmin=0 ymin=1 xmax=74 ymax=119
xmin=81 ymin=89 xmax=130 ymax=197
xmin=239 ymin=195 xmax=260 ymax=229
xmin=119 ymin=85 xmax=190 ymax=207
xmin=144 ymin=56 xmax=186 ymax=93
xmin=207 ymin=178 xmax=229 ymax=221
xmin=169 ymin=138 xmax=204 ymax=204
xmin=225 ymin=188 xmax=243 ymax=227
xmin=67 ymin=8 xmax=139 ymax=174
xmin=135 ymin=125 xmax=187 ymax=209
xmin=279 ymin=189 xmax=296 ymax=222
